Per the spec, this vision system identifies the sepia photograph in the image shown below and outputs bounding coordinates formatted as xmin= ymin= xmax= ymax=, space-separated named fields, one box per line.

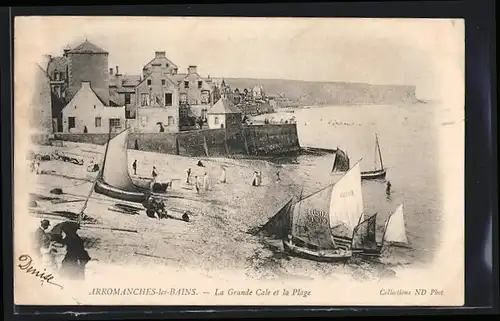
xmin=13 ymin=16 xmax=465 ymax=306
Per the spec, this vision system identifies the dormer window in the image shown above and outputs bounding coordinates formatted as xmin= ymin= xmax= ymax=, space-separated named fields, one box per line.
xmin=184 ymin=81 xmax=189 ymax=89
xmin=198 ymin=81 xmax=203 ymax=89
xmin=147 ymin=79 xmax=152 ymax=86
xmin=161 ymin=79 xmax=166 ymax=86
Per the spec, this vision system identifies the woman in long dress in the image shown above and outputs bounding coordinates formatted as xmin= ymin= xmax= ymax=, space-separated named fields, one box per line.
xmin=219 ymin=167 xmax=227 ymax=183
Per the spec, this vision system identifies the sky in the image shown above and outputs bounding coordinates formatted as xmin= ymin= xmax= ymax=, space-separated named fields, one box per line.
xmin=15 ymin=17 xmax=464 ymax=100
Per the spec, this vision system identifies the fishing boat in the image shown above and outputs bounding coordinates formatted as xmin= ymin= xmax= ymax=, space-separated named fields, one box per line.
xmin=352 ymin=204 xmax=409 ymax=256
xmin=93 ymin=128 xmax=152 ymax=203
xmin=259 ymin=162 xmax=366 ymax=263
xmin=331 ymin=147 xmax=350 ymax=174
xmin=361 ymin=134 xmax=387 ymax=180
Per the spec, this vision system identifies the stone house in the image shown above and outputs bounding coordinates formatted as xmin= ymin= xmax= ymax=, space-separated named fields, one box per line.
xmin=61 ymin=81 xmax=125 ymax=134
xmin=207 ymin=97 xmax=242 ymax=130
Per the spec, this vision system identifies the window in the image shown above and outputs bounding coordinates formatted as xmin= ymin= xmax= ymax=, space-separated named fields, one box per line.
xmin=125 ymin=93 xmax=131 ymax=104
xmin=201 ymin=90 xmax=210 ymax=104
xmin=109 ymin=118 xmax=121 ymax=131
xmin=184 ymin=81 xmax=189 ymax=89
xmin=166 ymin=63 xmax=169 ymax=68
xmin=180 ymin=93 xmax=187 ymax=104
xmin=161 ymin=79 xmax=166 ymax=86
xmin=165 ymin=93 xmax=173 ymax=106
xmin=198 ymin=81 xmax=203 ymax=89
xmin=68 ymin=117 xmax=76 ymax=129
xmin=168 ymin=116 xmax=174 ymax=126
xmin=214 ymin=117 xmax=219 ymax=125
xmin=95 ymin=117 xmax=102 ymax=127
xmin=141 ymin=93 xmax=149 ymax=106
xmin=147 ymin=79 xmax=152 ymax=86
xmin=201 ymin=109 xmax=207 ymax=120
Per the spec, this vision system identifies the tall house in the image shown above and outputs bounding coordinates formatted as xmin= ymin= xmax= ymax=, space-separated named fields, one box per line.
xmin=65 ymin=40 xmax=110 ymax=105
xmin=134 ymin=51 xmax=180 ymax=133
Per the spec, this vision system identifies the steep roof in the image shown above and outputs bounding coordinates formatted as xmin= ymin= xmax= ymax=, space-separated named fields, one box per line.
xmin=208 ymin=97 xmax=242 ymax=114
xmin=46 ymin=56 xmax=68 ymax=76
xmin=67 ymin=40 xmax=108 ymax=54
xmin=109 ymin=74 xmax=142 ymax=87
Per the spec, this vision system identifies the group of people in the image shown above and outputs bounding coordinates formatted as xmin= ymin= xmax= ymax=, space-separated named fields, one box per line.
xmin=185 ymin=164 xmax=228 ymax=195
xmin=30 ymin=159 xmax=41 ymax=174
xmin=33 ymin=219 xmax=91 ymax=280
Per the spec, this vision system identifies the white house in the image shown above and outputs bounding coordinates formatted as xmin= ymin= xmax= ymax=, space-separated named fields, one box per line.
xmin=61 ymin=81 xmax=126 ymax=133
xmin=207 ymin=97 xmax=242 ymax=130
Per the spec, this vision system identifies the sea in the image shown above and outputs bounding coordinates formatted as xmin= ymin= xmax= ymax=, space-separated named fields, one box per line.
xmin=253 ymin=102 xmax=460 ymax=265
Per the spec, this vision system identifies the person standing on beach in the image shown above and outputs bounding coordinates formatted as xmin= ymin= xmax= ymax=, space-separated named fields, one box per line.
xmin=252 ymin=172 xmax=258 ymax=186
xmin=386 ymin=181 xmax=392 ymax=196
xmin=276 ymin=171 xmax=281 ymax=182
xmin=257 ymin=171 xmax=262 ymax=186
xmin=194 ymin=176 xmax=200 ymax=194
xmin=219 ymin=166 xmax=227 ymax=183
xmin=132 ymin=160 xmax=137 ymax=175
xmin=203 ymin=172 xmax=210 ymax=191
xmin=151 ymin=166 xmax=158 ymax=179
xmin=34 ymin=219 xmax=51 ymax=258
xmin=186 ymin=168 xmax=192 ymax=184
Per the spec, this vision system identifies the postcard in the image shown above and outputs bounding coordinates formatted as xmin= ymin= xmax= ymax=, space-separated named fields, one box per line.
xmin=13 ymin=16 xmax=465 ymax=306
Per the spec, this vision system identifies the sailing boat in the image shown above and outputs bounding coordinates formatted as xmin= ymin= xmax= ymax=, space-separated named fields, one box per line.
xmin=94 ymin=127 xmax=152 ymax=203
xmin=361 ymin=134 xmax=387 ymax=180
xmin=258 ymin=162 xmax=365 ymax=263
xmin=352 ymin=204 xmax=409 ymax=256
xmin=331 ymin=147 xmax=350 ymax=174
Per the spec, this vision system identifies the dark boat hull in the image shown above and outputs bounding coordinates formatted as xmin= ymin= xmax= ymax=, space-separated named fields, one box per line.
xmin=283 ymin=240 xmax=352 ymax=263
xmin=352 ymin=244 xmax=383 ymax=257
xmin=361 ymin=169 xmax=387 ymax=180
xmin=94 ymin=179 xmax=148 ymax=203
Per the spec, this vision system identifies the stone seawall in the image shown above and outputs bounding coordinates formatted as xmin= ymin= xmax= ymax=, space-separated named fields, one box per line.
xmin=48 ymin=124 xmax=300 ymax=158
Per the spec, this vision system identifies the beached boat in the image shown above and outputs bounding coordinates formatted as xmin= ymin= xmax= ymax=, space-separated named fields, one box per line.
xmin=259 ymin=162 xmax=367 ymax=263
xmin=352 ymin=204 xmax=409 ymax=256
xmin=361 ymin=134 xmax=387 ymax=180
xmin=93 ymin=128 xmax=151 ymax=203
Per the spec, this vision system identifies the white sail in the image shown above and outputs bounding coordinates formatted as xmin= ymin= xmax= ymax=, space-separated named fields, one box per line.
xmin=101 ymin=129 xmax=137 ymax=192
xmin=384 ymin=204 xmax=408 ymax=244
xmin=328 ymin=161 xmax=364 ymax=236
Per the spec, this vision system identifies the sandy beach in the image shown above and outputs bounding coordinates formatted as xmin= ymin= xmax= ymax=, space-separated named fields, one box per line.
xmin=21 ymin=140 xmax=398 ymax=284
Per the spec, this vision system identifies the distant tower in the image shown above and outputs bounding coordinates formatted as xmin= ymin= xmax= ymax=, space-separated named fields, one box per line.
xmin=66 ymin=39 xmax=110 ymax=105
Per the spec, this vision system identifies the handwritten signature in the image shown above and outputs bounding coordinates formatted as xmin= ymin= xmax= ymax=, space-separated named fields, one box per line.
xmin=17 ymin=254 xmax=63 ymax=289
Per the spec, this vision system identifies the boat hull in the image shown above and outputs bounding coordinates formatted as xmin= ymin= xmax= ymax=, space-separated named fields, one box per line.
xmin=94 ymin=179 xmax=148 ymax=203
xmin=352 ymin=244 xmax=383 ymax=257
xmin=283 ymin=240 xmax=352 ymax=263
xmin=361 ymin=169 xmax=387 ymax=180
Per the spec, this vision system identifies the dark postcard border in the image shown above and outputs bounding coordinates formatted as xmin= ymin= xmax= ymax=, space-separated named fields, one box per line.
xmin=2 ymin=2 xmax=497 ymax=319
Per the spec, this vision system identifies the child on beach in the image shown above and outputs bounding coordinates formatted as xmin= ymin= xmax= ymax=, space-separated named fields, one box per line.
xmin=252 ymin=172 xmax=259 ymax=186
xmin=151 ymin=166 xmax=158 ymax=179
xmin=194 ymin=176 xmax=200 ymax=194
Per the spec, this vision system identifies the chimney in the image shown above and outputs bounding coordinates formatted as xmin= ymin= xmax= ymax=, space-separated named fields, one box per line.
xmin=115 ymin=65 xmax=120 ymax=75
xmin=109 ymin=68 xmax=114 ymax=76
xmin=188 ymin=65 xmax=197 ymax=74
xmin=155 ymin=51 xmax=166 ymax=58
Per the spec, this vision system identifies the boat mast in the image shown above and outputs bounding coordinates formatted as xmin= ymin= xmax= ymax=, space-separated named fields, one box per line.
xmin=78 ymin=127 xmax=113 ymax=222
xmin=376 ymin=134 xmax=384 ymax=170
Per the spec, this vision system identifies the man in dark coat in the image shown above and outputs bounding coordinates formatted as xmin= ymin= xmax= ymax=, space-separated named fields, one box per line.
xmin=34 ymin=219 xmax=51 ymax=257
xmin=60 ymin=231 xmax=91 ymax=280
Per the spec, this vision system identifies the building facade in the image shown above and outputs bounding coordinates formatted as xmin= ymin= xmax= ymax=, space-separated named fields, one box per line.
xmin=61 ymin=82 xmax=125 ymax=134
xmin=30 ymin=64 xmax=54 ymax=134
xmin=207 ymin=97 xmax=242 ymax=130
xmin=133 ymin=51 xmax=181 ymax=133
